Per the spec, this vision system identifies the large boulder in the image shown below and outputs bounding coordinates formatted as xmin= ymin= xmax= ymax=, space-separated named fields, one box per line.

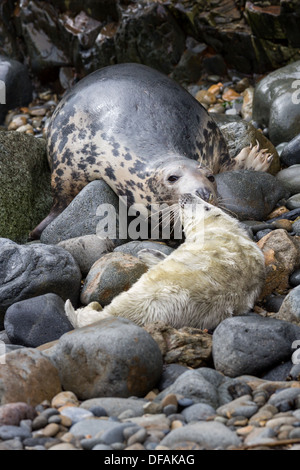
xmin=252 ymin=60 xmax=300 ymax=145
xmin=48 ymin=317 xmax=163 ymax=400
xmin=0 ymin=238 xmax=81 ymax=327
xmin=0 ymin=131 xmax=52 ymax=243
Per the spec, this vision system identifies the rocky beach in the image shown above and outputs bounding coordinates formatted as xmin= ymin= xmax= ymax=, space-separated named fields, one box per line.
xmin=1 ymin=0 xmax=300 ymax=452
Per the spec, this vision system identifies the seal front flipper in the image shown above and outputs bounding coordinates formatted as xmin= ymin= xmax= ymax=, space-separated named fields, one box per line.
xmin=223 ymin=140 xmax=273 ymax=172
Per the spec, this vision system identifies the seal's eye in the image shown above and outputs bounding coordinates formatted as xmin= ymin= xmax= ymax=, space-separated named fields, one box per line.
xmin=207 ymin=175 xmax=215 ymax=183
xmin=168 ymin=175 xmax=180 ymax=183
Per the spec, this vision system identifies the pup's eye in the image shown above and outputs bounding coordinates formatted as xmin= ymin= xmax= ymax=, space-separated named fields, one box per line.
xmin=207 ymin=175 xmax=215 ymax=183
xmin=168 ymin=175 xmax=180 ymax=183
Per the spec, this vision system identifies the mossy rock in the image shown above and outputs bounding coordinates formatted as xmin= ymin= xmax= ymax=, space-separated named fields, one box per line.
xmin=0 ymin=131 xmax=52 ymax=243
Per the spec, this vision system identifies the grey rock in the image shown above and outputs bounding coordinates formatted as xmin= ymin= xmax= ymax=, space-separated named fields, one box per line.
xmin=212 ymin=315 xmax=300 ymax=377
xmin=0 ymin=55 xmax=32 ymax=124
xmin=59 ymin=407 xmax=93 ymax=424
xmin=252 ymin=61 xmax=300 ymax=145
xmin=80 ymin=252 xmax=148 ymax=306
xmin=214 ymin=114 xmax=280 ymax=175
xmin=0 ymin=424 xmax=31 ymax=441
xmin=160 ymin=421 xmax=241 ymax=449
xmin=244 ymin=427 xmax=276 ymax=446
xmin=92 ymin=444 xmax=113 ymax=450
xmin=182 ymin=403 xmax=216 ymax=422
xmin=276 ymin=165 xmax=300 ymax=195
xmin=292 ymin=219 xmax=300 ymax=235
xmin=155 ymin=367 xmax=239 ymax=409
xmin=70 ymin=418 xmax=121 ymax=439
xmin=262 ymin=361 xmax=293 ymax=382
xmin=158 ymin=364 xmax=189 ymax=391
xmin=80 ymin=397 xmax=147 ymax=418
xmin=49 ymin=317 xmax=163 ymax=400
xmin=290 ymin=269 xmax=300 ymax=287
xmin=4 ymin=293 xmax=73 ymax=347
xmin=40 ymin=180 xmax=123 ymax=245
xmin=286 ymin=194 xmax=300 ymax=210
xmin=0 ymin=238 xmax=81 ymax=327
xmin=215 ymin=170 xmax=289 ymax=221
xmin=276 ymin=285 xmax=300 ymax=324
xmin=0 ymin=132 xmax=51 ymax=243
xmin=216 ymin=394 xmax=258 ymax=419
xmin=268 ymin=388 xmax=300 ymax=412
xmin=58 ymin=235 xmax=115 ymax=276
xmin=100 ymin=423 xmax=136 ymax=445
xmin=280 ymin=134 xmax=300 ymax=167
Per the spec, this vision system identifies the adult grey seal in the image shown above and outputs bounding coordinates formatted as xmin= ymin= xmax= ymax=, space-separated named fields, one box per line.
xmin=30 ymin=63 xmax=273 ymax=239
xmin=65 ymin=194 xmax=266 ymax=330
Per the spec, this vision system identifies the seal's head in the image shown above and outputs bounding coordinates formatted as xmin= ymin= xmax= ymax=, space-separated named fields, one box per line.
xmin=178 ymin=192 xmax=222 ymax=241
xmin=145 ymin=158 xmax=217 ymax=208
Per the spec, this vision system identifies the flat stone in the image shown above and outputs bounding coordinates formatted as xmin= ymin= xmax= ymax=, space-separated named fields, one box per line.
xmin=160 ymin=421 xmax=241 ymax=449
xmin=216 ymin=395 xmax=258 ymax=419
xmin=80 ymin=397 xmax=147 ymax=418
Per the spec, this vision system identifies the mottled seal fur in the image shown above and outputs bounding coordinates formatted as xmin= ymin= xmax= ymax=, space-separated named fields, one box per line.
xmin=30 ymin=63 xmax=272 ymax=239
xmin=65 ymin=195 xmax=265 ymax=331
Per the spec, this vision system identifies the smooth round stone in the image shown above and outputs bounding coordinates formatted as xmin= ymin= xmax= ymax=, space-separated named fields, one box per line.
xmin=280 ymin=134 xmax=300 ymax=166
xmin=0 ymin=425 xmax=31 ymax=440
xmin=268 ymin=388 xmax=300 ymax=411
xmin=59 ymin=407 xmax=94 ymax=424
xmin=290 ymin=269 xmax=300 ymax=287
xmin=277 ymin=285 xmax=300 ymax=323
xmin=276 ymin=165 xmax=300 ymax=194
xmin=70 ymin=419 xmax=125 ymax=439
xmin=92 ymin=444 xmax=113 ymax=450
xmin=182 ymin=403 xmax=216 ymax=422
xmin=292 ymin=219 xmax=300 ymax=235
xmin=51 ymin=317 xmax=163 ymax=400
xmin=160 ymin=421 xmax=241 ymax=449
xmin=286 ymin=194 xmax=300 ymax=210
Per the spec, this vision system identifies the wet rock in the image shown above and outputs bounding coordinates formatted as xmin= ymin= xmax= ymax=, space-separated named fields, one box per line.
xmin=48 ymin=317 xmax=163 ymax=400
xmin=287 ymin=194 xmax=300 ymax=210
xmin=257 ymin=229 xmax=300 ymax=297
xmin=115 ymin=3 xmax=185 ymax=75
xmin=4 ymin=293 xmax=73 ymax=347
xmin=252 ymin=60 xmax=300 ymax=145
xmin=143 ymin=322 xmax=212 ymax=368
xmin=0 ymin=238 xmax=81 ymax=327
xmin=80 ymin=252 xmax=148 ymax=307
xmin=276 ymin=165 xmax=300 ymax=195
xmin=275 ymin=285 xmax=300 ymax=325
xmin=212 ymin=315 xmax=300 ymax=378
xmin=214 ymin=114 xmax=280 ymax=175
xmin=0 ymin=55 xmax=32 ymax=124
xmin=215 ymin=170 xmax=288 ymax=221
xmin=40 ymin=180 xmax=121 ymax=245
xmin=280 ymin=134 xmax=300 ymax=167
xmin=58 ymin=235 xmax=115 ymax=276
xmin=14 ymin=1 xmax=71 ymax=79
xmin=0 ymin=348 xmax=62 ymax=406
xmin=0 ymin=132 xmax=52 ymax=243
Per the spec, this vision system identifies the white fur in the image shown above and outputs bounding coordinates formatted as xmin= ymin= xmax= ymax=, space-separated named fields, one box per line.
xmin=65 ymin=201 xmax=265 ymax=330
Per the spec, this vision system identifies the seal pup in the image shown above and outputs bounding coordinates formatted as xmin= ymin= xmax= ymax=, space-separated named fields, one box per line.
xmin=30 ymin=63 xmax=273 ymax=239
xmin=65 ymin=195 xmax=265 ymax=331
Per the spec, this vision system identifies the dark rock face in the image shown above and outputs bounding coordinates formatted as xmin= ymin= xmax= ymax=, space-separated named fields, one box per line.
xmin=1 ymin=0 xmax=300 ymax=83
xmin=0 ymin=55 xmax=32 ymax=123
